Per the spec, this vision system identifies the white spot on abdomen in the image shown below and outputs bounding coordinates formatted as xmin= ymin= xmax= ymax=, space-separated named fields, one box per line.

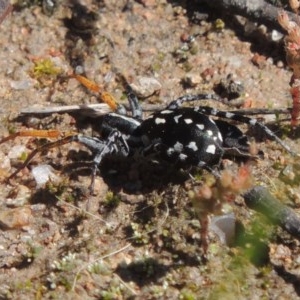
xmin=187 ymin=141 xmax=198 ymax=151
xmin=206 ymin=144 xmax=216 ymax=154
xmin=174 ymin=141 xmax=183 ymax=152
xmin=174 ymin=115 xmax=182 ymax=123
xmin=155 ymin=118 xmax=166 ymax=124
xmin=196 ymin=124 xmax=204 ymax=130
xmin=167 ymin=147 xmax=175 ymax=156
xmin=179 ymin=153 xmax=187 ymax=161
xmin=218 ymin=132 xmax=223 ymax=142
xmin=184 ymin=118 xmax=193 ymax=124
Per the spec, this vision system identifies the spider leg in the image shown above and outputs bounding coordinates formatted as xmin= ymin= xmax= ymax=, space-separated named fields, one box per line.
xmin=0 ymin=129 xmax=62 ymax=144
xmin=73 ymin=74 xmax=119 ymax=112
xmin=166 ymin=94 xmax=224 ymax=110
xmin=88 ymin=130 xmax=130 ymax=193
xmin=73 ymin=73 xmax=143 ymax=118
xmin=214 ymin=119 xmax=250 ymax=153
xmin=6 ymin=131 xmax=130 ymax=193
xmin=117 ymin=73 xmax=143 ymax=120
xmin=197 ymin=106 xmax=297 ymax=156
xmin=7 ymin=135 xmax=78 ymax=181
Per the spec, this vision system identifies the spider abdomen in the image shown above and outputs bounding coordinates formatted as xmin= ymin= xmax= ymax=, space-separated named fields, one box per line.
xmin=133 ymin=108 xmax=224 ymax=167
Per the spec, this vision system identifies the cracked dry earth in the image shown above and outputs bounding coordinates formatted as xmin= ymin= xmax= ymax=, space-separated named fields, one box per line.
xmin=0 ymin=1 xmax=300 ymax=299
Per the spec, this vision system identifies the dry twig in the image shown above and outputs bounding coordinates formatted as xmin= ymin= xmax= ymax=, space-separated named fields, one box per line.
xmin=200 ymin=0 xmax=298 ymax=32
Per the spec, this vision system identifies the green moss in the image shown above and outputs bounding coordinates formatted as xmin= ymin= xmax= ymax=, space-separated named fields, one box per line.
xmin=19 ymin=151 xmax=28 ymax=161
xmin=14 ymin=279 xmax=33 ymax=291
xmin=213 ymin=19 xmax=225 ymax=31
xmin=45 ymin=180 xmax=69 ymax=197
xmin=157 ymin=51 xmax=166 ymax=62
xmin=28 ymin=243 xmax=43 ymax=259
xmin=52 ymin=252 xmax=77 ymax=272
xmin=7 ymin=124 xmax=17 ymax=135
xmin=151 ymin=51 xmax=167 ymax=72
xmin=104 ymin=191 xmax=121 ymax=208
xmin=32 ymin=59 xmax=60 ymax=77
xmin=180 ymin=290 xmax=197 ymax=300
xmin=130 ymin=222 xmax=150 ymax=244
xmin=88 ymin=261 xmax=111 ymax=275
xmin=57 ymin=276 xmax=72 ymax=291
xmin=189 ymin=43 xmax=198 ymax=55
xmin=64 ymin=193 xmax=75 ymax=203
xmin=151 ymin=62 xmax=162 ymax=72
xmin=182 ymin=61 xmax=193 ymax=72
xmin=30 ymin=58 xmax=61 ymax=86
xmin=100 ymin=291 xmax=118 ymax=300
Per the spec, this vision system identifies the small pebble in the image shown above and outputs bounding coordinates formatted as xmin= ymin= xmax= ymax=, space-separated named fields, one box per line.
xmin=0 ymin=152 xmax=10 ymax=170
xmin=182 ymin=73 xmax=202 ymax=87
xmin=270 ymin=30 xmax=283 ymax=42
xmin=6 ymin=185 xmax=31 ymax=207
xmin=31 ymin=164 xmax=60 ymax=187
xmin=0 ymin=206 xmax=32 ymax=229
xmin=130 ymin=76 xmax=161 ymax=98
xmin=8 ymin=145 xmax=27 ymax=159
xmin=281 ymin=164 xmax=296 ymax=181
xmin=10 ymin=79 xmax=32 ymax=90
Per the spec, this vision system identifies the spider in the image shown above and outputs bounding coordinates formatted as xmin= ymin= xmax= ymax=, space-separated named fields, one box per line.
xmin=0 ymin=74 xmax=296 ymax=194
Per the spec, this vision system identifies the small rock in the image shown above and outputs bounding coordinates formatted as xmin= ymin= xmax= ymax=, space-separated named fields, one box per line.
xmin=270 ymin=244 xmax=292 ymax=266
xmin=31 ymin=164 xmax=60 ymax=187
xmin=0 ymin=152 xmax=11 ymax=170
xmin=280 ymin=164 xmax=296 ymax=183
xmin=8 ymin=145 xmax=27 ymax=159
xmin=10 ymin=79 xmax=33 ymax=90
xmin=251 ymin=53 xmax=267 ymax=69
xmin=6 ymin=185 xmax=31 ymax=207
xmin=215 ymin=74 xmax=245 ymax=100
xmin=182 ymin=73 xmax=202 ymax=87
xmin=130 ymin=76 xmax=161 ymax=98
xmin=0 ymin=206 xmax=32 ymax=229
xmin=270 ymin=30 xmax=283 ymax=42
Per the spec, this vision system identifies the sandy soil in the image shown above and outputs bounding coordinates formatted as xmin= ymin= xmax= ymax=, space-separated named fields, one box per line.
xmin=0 ymin=1 xmax=300 ymax=299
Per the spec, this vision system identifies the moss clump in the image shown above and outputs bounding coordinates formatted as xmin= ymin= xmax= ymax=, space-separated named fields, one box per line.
xmin=104 ymin=191 xmax=121 ymax=208
xmin=30 ymin=58 xmax=61 ymax=86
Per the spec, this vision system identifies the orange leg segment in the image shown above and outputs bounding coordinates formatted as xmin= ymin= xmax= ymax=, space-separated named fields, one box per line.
xmin=72 ymin=74 xmax=118 ymax=111
xmin=0 ymin=129 xmax=62 ymax=144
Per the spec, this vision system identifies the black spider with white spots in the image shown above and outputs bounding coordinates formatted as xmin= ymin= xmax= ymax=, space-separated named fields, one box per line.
xmin=10 ymin=79 xmax=295 ymax=193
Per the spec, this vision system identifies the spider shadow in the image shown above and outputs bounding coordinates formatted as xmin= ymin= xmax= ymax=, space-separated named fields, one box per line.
xmin=115 ymin=199 xmax=207 ymax=288
xmin=98 ymin=155 xmax=191 ymax=193
xmin=114 ymin=257 xmax=170 ymax=287
xmin=114 ymin=253 xmax=202 ymax=288
xmin=62 ymin=153 xmax=209 ymax=271
xmin=40 ymin=146 xmax=191 ymax=194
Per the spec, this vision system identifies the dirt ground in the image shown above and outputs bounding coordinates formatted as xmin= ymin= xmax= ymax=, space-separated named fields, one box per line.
xmin=0 ymin=0 xmax=300 ymax=299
